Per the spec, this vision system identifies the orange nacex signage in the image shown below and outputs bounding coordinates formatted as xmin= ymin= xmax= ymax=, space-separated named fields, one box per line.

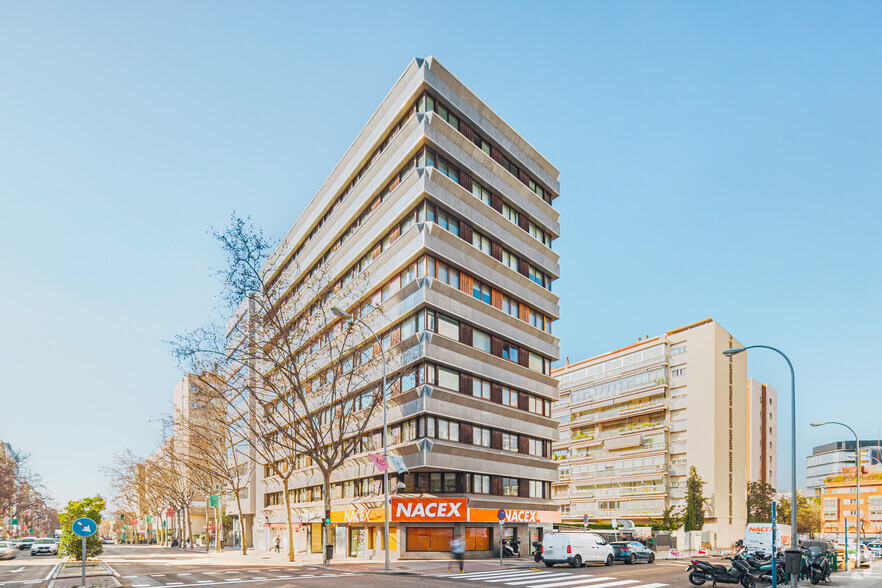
xmin=391 ymin=498 xmax=468 ymax=521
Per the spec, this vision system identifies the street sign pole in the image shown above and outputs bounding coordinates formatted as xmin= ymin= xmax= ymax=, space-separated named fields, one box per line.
xmin=771 ymin=502 xmax=777 ymax=588
xmin=72 ymin=516 xmax=98 ymax=585
xmin=497 ymin=509 xmax=506 ymax=567
xmin=583 ymin=514 xmax=588 ymax=532
xmin=81 ymin=536 xmax=86 ymax=586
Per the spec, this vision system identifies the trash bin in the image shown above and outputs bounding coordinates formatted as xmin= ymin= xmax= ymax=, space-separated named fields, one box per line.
xmin=829 ymin=551 xmax=837 ymax=572
xmin=784 ymin=549 xmax=803 ymax=579
xmin=325 ymin=544 xmax=334 ymax=561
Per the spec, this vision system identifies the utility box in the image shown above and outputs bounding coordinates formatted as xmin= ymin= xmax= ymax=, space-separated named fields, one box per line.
xmin=784 ymin=549 xmax=803 ymax=576
xmin=325 ymin=544 xmax=334 ymax=561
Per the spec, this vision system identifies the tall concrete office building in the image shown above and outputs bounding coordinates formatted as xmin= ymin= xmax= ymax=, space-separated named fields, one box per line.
xmin=747 ymin=378 xmax=777 ymax=488
xmin=238 ymin=56 xmax=561 ymax=559
xmin=552 ymin=319 xmax=748 ymax=547
xmin=807 ymin=440 xmax=882 ymax=497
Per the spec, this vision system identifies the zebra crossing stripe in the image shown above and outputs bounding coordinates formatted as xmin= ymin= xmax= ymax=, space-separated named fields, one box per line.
xmin=463 ymin=570 xmax=546 ymax=580
xmin=501 ymin=573 xmax=577 ymax=584
xmin=511 ymin=576 xmax=616 ymax=587
xmin=482 ymin=572 xmax=561 ymax=583
xmin=532 ymin=581 xmax=637 ymax=588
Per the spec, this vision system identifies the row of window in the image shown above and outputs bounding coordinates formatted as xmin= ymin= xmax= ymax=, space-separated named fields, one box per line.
xmin=394 ymin=414 xmax=549 ymax=457
xmin=424 ymin=197 xmax=553 ymax=290
xmin=418 ymin=91 xmax=555 ymax=205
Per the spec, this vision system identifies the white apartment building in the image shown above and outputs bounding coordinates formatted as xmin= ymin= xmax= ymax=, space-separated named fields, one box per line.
xmin=552 ymin=318 xmax=749 ymax=547
xmin=746 ymin=378 xmax=777 ymax=489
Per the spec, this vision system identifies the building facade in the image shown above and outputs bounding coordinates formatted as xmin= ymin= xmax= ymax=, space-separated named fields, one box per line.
xmin=807 ymin=441 xmax=882 ymax=497
xmin=746 ymin=378 xmax=777 ymax=488
xmin=551 ymin=319 xmax=749 ymax=547
xmin=233 ymin=56 xmax=561 ymax=559
xmin=819 ymin=465 xmax=882 ymax=539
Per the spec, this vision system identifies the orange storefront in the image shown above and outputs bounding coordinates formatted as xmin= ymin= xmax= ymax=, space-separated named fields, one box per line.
xmin=329 ymin=498 xmax=561 ymax=559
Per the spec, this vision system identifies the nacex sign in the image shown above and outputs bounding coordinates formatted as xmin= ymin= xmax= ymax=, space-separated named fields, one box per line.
xmin=391 ymin=498 xmax=467 ymax=521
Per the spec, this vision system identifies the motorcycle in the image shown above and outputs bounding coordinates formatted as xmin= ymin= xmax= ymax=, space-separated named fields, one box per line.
xmin=502 ymin=538 xmax=521 ymax=558
xmin=687 ymin=556 xmax=756 ymax=588
xmin=532 ymin=540 xmax=543 ymax=562
xmin=803 ymin=546 xmax=831 ymax=585
xmin=739 ymin=551 xmax=786 ymax=584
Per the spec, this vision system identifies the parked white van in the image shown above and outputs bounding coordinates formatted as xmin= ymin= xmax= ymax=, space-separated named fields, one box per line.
xmin=542 ymin=531 xmax=615 ymax=567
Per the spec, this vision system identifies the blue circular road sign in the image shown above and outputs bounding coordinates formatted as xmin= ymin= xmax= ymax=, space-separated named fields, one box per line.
xmin=583 ymin=514 xmax=588 ymax=523
xmin=72 ymin=517 xmax=98 ymax=537
xmin=497 ymin=509 xmax=506 ymax=521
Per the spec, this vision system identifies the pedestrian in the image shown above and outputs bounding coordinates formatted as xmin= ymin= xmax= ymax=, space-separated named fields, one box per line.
xmin=274 ymin=536 xmax=280 ymax=553
xmin=448 ymin=535 xmax=465 ymax=573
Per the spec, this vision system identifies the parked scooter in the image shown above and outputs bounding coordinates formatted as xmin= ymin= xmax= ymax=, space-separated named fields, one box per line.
xmin=803 ymin=545 xmax=832 ymax=585
xmin=532 ymin=541 xmax=543 ymax=562
xmin=687 ymin=556 xmax=756 ymax=588
xmin=502 ymin=538 xmax=521 ymax=558
xmin=738 ymin=551 xmax=786 ymax=584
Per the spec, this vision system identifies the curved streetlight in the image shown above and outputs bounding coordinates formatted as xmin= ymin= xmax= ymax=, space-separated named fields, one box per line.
xmin=811 ymin=421 xmax=861 ymax=570
xmin=331 ymin=306 xmax=390 ymax=572
xmin=723 ymin=345 xmax=796 ymax=586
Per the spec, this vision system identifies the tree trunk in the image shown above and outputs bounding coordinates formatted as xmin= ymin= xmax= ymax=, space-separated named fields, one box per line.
xmin=235 ymin=491 xmax=247 ymax=555
xmin=322 ymin=475 xmax=331 ymax=566
xmin=215 ymin=504 xmax=222 ymax=553
xmin=205 ymin=495 xmax=211 ymax=552
xmin=283 ymin=477 xmax=295 ymax=562
xmin=186 ymin=505 xmax=194 ymax=550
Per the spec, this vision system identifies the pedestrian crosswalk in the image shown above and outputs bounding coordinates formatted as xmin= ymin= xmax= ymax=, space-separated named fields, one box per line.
xmin=113 ymin=569 xmax=362 ymax=587
xmin=426 ymin=568 xmax=669 ymax=588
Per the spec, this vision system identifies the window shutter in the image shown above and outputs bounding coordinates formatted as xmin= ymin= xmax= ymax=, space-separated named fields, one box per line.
xmin=518 ymin=436 xmax=529 ymax=455
xmin=518 ymin=213 xmax=529 ymax=232
xmin=491 ymin=146 xmax=504 ymax=165
xmin=518 ymin=303 xmax=529 ymax=323
xmin=373 ymin=340 xmax=381 ymax=356
xmin=390 ymin=225 xmax=401 ymax=241
xmin=490 ymin=383 xmax=502 ymax=404
xmin=517 ymin=392 xmax=529 ymax=411
xmin=459 ymin=373 xmax=472 ymax=396
xmin=518 ymin=347 xmax=530 ymax=368
xmin=372 ymin=243 xmax=382 ymax=259
xmin=460 ymin=171 xmax=473 ymax=193
xmin=490 ymin=242 xmax=503 ymax=261
xmin=518 ymin=169 xmax=530 ymax=186
xmin=459 ymin=322 xmax=473 ymax=346
xmin=490 ymin=336 xmax=503 ymax=357
xmin=459 ymin=273 xmax=473 ymax=296
xmin=459 ymin=222 xmax=472 ymax=243
xmin=491 ymin=289 xmax=503 ymax=309
xmin=390 ymin=378 xmax=401 ymax=396
xmin=519 ymin=479 xmax=529 ymax=497
xmin=517 ymin=258 xmax=529 ymax=277
xmin=490 ymin=194 xmax=503 ymax=213
xmin=491 ymin=476 xmax=502 ymax=496
xmin=460 ymin=423 xmax=473 ymax=445
xmin=389 ymin=176 xmax=400 ymax=191
xmin=544 ymin=441 xmax=551 ymax=458
xmin=390 ymin=326 xmax=401 ymax=347
xmin=491 ymin=430 xmax=502 ymax=450
xmin=459 ymin=120 xmax=474 ymax=141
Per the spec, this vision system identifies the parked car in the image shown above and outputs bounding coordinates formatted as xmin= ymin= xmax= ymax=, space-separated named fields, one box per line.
xmin=0 ymin=541 xmax=17 ymax=560
xmin=30 ymin=538 xmax=58 ymax=556
xmin=867 ymin=542 xmax=882 ymax=557
xmin=16 ymin=537 xmax=36 ymax=550
xmin=611 ymin=541 xmax=655 ymax=564
xmin=542 ymin=532 xmax=615 ymax=568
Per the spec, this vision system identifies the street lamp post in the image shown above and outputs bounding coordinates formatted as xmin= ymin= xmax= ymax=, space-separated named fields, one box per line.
xmin=723 ymin=345 xmax=797 ymax=586
xmin=811 ymin=421 xmax=861 ymax=570
xmin=332 ymin=306 xmax=389 ymax=572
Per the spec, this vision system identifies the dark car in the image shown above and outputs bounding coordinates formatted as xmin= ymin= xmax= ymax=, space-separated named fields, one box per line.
xmin=611 ymin=541 xmax=655 ymax=564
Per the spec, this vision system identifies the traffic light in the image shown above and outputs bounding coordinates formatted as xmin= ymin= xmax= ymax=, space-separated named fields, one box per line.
xmin=120 ymin=514 xmax=125 ymax=520
xmin=324 ymin=510 xmax=331 ymax=526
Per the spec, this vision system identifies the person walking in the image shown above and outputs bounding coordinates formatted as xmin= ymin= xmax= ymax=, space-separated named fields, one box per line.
xmin=448 ymin=535 xmax=466 ymax=573
xmin=273 ymin=536 xmax=281 ymax=553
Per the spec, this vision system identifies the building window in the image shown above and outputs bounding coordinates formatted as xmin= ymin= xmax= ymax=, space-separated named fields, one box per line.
xmin=502 ymin=433 xmax=518 ymax=452
xmin=438 ymin=315 xmax=459 ymax=340
xmin=472 ymin=232 xmax=491 ymax=255
xmin=473 ymin=378 xmax=491 ymax=400
xmin=437 ymin=366 xmax=459 ymax=391
xmin=501 ymin=477 xmax=519 ymax=496
xmin=473 ymin=329 xmax=491 ymax=353
xmin=672 ymin=367 xmax=687 ymax=376
xmin=473 ymin=426 xmax=491 ymax=448
xmin=406 ymin=527 xmax=453 ymax=552
xmin=671 ymin=344 xmax=687 ymax=355
xmin=466 ymin=528 xmax=491 ymax=551
xmin=502 ymin=387 xmax=518 ymax=408
xmin=501 ymin=343 xmax=518 ymax=363
xmin=436 ymin=419 xmax=459 ymax=442
xmin=472 ymin=474 xmax=490 ymax=494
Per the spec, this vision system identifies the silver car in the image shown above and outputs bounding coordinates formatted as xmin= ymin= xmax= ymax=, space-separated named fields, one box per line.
xmin=0 ymin=541 xmax=17 ymax=560
xmin=30 ymin=538 xmax=58 ymax=556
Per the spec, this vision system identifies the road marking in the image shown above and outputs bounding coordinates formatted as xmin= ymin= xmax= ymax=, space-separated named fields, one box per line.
xmin=504 ymin=574 xmax=582 ymax=585
xmin=9 ymin=568 xmax=25 ymax=574
xmin=132 ymin=585 xmax=151 ymax=587
xmin=197 ymin=582 xmax=213 ymax=584
xmin=44 ymin=562 xmax=61 ymax=581
xmin=178 ymin=573 xmax=193 ymax=576
xmin=122 ymin=576 xmax=140 ymax=578
xmin=533 ymin=581 xmax=638 ymax=588
xmin=518 ymin=577 xmax=615 ymax=588
xmin=483 ymin=572 xmax=562 ymax=583
xmin=166 ymin=583 xmax=184 ymax=586
xmin=151 ymin=574 xmax=167 ymax=577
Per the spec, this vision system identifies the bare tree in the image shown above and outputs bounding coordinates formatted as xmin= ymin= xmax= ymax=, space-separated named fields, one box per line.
xmin=172 ymin=215 xmax=385 ymax=563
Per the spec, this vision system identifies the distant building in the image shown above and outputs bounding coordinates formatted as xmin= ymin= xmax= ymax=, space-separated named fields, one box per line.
xmin=747 ymin=379 xmax=777 ymax=487
xmin=552 ymin=318 xmax=749 ymax=547
xmin=807 ymin=440 xmax=882 ymax=497
xmin=819 ymin=465 xmax=882 ymax=539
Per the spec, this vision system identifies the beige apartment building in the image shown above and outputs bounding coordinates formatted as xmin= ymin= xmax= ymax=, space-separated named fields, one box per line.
xmin=227 ymin=56 xmax=561 ymax=559
xmin=552 ymin=319 xmax=749 ymax=547
xmin=747 ymin=378 xmax=777 ymax=489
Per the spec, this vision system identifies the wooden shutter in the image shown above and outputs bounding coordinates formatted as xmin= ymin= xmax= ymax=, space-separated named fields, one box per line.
xmin=518 ymin=213 xmax=529 ymax=232
xmin=460 ymin=423 xmax=473 ymax=445
xmin=518 ymin=392 xmax=529 ymax=411
xmin=491 ymin=146 xmax=504 ymax=165
xmin=459 ymin=222 xmax=472 ymax=244
xmin=491 ymin=289 xmax=503 ymax=309
xmin=460 ymin=171 xmax=473 ymax=193
xmin=490 ymin=336 xmax=503 ymax=357
xmin=389 ymin=175 xmax=400 ymax=191
xmin=518 ymin=347 xmax=530 ymax=368
xmin=490 ymin=383 xmax=502 ymax=404
xmin=459 ymin=273 xmax=473 ymax=296
xmin=490 ymin=242 xmax=502 ymax=261
xmin=519 ymin=479 xmax=529 ymax=497
xmin=490 ymin=194 xmax=503 ymax=213
xmin=373 ymin=340 xmax=381 ymax=356
xmin=390 ymin=326 xmax=401 ymax=347
xmin=390 ymin=225 xmax=401 ymax=242
xmin=371 ymin=243 xmax=382 ymax=259
xmin=459 ymin=120 xmax=474 ymax=141
xmin=519 ymin=169 xmax=530 ymax=186
xmin=517 ymin=258 xmax=529 ymax=277
xmin=459 ymin=322 xmax=473 ymax=346
xmin=390 ymin=378 xmax=401 ymax=396
xmin=491 ymin=430 xmax=502 ymax=450
xmin=518 ymin=436 xmax=529 ymax=455
xmin=518 ymin=303 xmax=529 ymax=322
xmin=491 ymin=476 xmax=502 ymax=496
xmin=544 ymin=441 xmax=551 ymax=458
xmin=459 ymin=373 xmax=472 ymax=396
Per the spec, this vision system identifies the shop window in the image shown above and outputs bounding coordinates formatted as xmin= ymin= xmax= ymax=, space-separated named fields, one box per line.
xmin=466 ymin=528 xmax=491 ymax=551
xmin=406 ymin=527 xmax=453 ymax=551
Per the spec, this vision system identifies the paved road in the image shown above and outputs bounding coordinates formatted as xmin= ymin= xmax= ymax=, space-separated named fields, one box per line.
xmin=0 ymin=549 xmax=60 ymax=587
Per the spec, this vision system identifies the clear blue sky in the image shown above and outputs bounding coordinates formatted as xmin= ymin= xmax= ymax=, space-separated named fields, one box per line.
xmin=1 ymin=2 xmax=880 ymax=506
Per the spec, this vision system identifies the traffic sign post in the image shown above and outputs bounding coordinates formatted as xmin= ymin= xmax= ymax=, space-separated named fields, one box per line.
xmin=73 ymin=517 xmax=98 ymax=586
xmin=497 ymin=509 xmax=506 ymax=567
xmin=583 ymin=513 xmax=588 ymax=532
